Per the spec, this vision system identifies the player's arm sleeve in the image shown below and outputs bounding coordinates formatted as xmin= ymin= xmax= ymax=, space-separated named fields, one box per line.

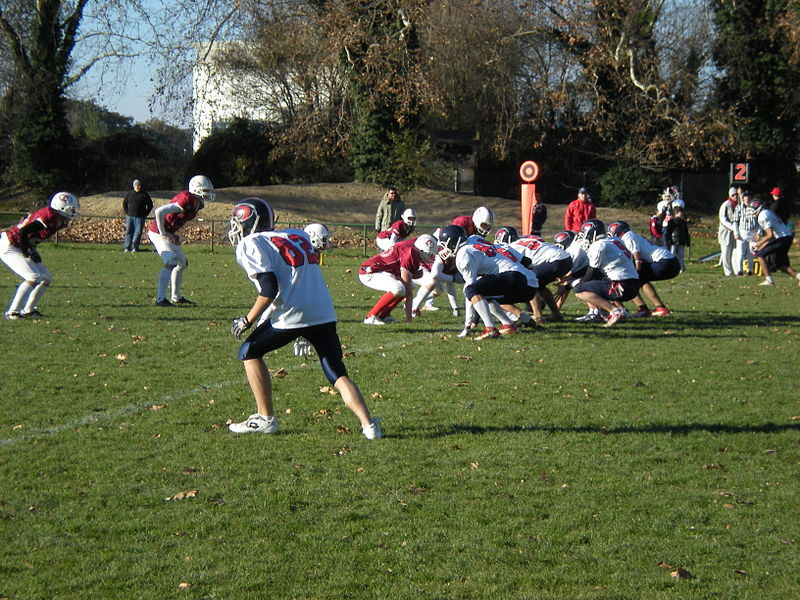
xmin=153 ymin=203 xmax=182 ymax=234
xmin=17 ymin=220 xmax=46 ymax=254
xmin=254 ymin=272 xmax=278 ymax=298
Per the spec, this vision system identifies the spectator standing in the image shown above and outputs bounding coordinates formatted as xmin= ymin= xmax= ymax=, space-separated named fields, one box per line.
xmin=530 ymin=191 xmax=548 ymax=236
xmin=374 ymin=188 xmax=405 ymax=233
xmin=717 ymin=187 xmax=738 ymax=277
xmin=122 ymin=179 xmax=153 ymax=252
xmin=663 ymin=205 xmax=690 ymax=273
xmin=564 ymin=187 xmax=596 ymax=232
xmin=768 ymin=187 xmax=793 ymax=225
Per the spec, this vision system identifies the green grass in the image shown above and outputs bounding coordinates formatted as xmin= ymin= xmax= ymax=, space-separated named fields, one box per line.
xmin=1 ymin=239 xmax=799 ymax=599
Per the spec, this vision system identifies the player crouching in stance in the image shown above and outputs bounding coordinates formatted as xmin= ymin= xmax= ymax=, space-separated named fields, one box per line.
xmin=226 ymin=198 xmax=382 ymax=439
xmin=148 ymin=175 xmax=213 ymax=306
xmin=572 ymin=219 xmax=640 ymax=327
xmin=440 ymin=225 xmax=539 ymax=339
xmin=751 ymin=200 xmax=800 ymax=286
xmin=1 ymin=192 xmax=80 ymax=319
xmin=359 ymin=234 xmax=438 ymax=324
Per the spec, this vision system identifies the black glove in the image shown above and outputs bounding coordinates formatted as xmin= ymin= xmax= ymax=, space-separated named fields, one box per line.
xmin=29 ymin=249 xmax=42 ymax=263
xmin=230 ymin=316 xmax=252 ymax=339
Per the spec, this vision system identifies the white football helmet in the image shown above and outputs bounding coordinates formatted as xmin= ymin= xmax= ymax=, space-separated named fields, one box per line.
xmin=401 ymin=208 xmax=417 ymax=228
xmin=188 ymin=175 xmax=216 ymax=202
xmin=304 ymin=223 xmax=331 ymax=251
xmin=50 ymin=192 xmax=80 ymax=219
xmin=472 ymin=206 xmax=494 ymax=237
xmin=413 ymin=233 xmax=437 ymax=261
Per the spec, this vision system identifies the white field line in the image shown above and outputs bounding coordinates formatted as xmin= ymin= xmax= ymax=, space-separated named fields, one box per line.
xmin=0 ymin=333 xmax=444 ymax=447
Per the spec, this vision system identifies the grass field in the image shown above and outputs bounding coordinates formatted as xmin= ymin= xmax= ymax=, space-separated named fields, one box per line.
xmin=1 ymin=237 xmax=799 ymax=599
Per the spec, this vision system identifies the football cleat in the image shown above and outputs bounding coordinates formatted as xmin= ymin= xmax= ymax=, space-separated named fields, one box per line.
xmin=20 ymin=309 xmax=44 ymax=318
xmin=652 ymin=306 xmax=671 ymax=316
xmin=228 ymin=414 xmax=278 ymax=434
xmin=154 ymin=298 xmax=174 ymax=307
xmin=575 ymin=310 xmax=604 ymax=323
xmin=758 ymin=279 xmax=774 ymax=286
xmin=362 ymin=418 xmax=383 ymax=440
xmin=171 ymin=296 xmax=196 ymax=305
xmin=363 ymin=315 xmax=386 ymax=325
xmin=631 ymin=306 xmax=652 ymax=318
xmin=474 ymin=326 xmax=501 ymax=340
xmin=604 ymin=307 xmax=628 ymax=327
xmin=499 ymin=324 xmax=518 ymax=335
xmin=420 ymin=304 xmax=439 ymax=311
xmin=4 ymin=311 xmax=23 ymax=320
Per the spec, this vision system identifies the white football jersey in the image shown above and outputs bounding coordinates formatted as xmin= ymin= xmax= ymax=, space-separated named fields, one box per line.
xmin=566 ymin=240 xmax=589 ymax=274
xmin=511 ymin=237 xmax=570 ymax=265
xmin=586 ymin=238 xmax=638 ymax=281
xmin=455 ymin=241 xmax=538 ymax=288
xmin=620 ymin=231 xmax=673 ymax=262
xmin=758 ymin=209 xmax=791 ymax=238
xmin=235 ymin=228 xmax=336 ymax=329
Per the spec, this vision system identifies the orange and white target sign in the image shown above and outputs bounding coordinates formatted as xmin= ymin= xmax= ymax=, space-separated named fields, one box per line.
xmin=519 ymin=160 xmax=540 ymax=183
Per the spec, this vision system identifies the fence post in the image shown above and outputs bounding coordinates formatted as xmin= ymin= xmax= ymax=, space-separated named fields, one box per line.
xmin=210 ymin=220 xmax=215 ymax=254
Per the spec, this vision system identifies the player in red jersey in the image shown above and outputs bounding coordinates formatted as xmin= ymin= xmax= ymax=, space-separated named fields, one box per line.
xmin=147 ymin=175 xmax=214 ymax=306
xmin=359 ymin=235 xmax=437 ymax=324
xmin=451 ymin=206 xmax=495 ymax=238
xmin=1 ymin=192 xmax=80 ymax=319
xmin=375 ymin=208 xmax=417 ymax=251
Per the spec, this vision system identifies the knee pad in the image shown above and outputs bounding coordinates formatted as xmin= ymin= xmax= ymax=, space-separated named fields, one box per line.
xmin=32 ymin=272 xmax=52 ymax=285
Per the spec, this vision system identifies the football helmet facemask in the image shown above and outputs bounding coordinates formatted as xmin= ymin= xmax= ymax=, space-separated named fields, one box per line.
xmin=401 ymin=208 xmax=417 ymax=229
xmin=494 ymin=226 xmax=519 ymax=244
xmin=438 ymin=225 xmax=467 ymax=260
xmin=577 ymin=219 xmax=606 ymax=250
xmin=607 ymin=221 xmax=631 ymax=238
xmin=304 ymin=223 xmax=331 ymax=251
xmin=188 ymin=175 xmax=216 ymax=204
xmin=50 ymin=192 xmax=80 ymax=219
xmin=472 ymin=206 xmax=495 ymax=237
xmin=228 ymin=197 xmax=276 ymax=246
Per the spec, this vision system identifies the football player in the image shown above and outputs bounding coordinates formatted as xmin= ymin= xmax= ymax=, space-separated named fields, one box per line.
xmin=440 ymin=225 xmax=538 ymax=339
xmin=572 ymin=219 xmax=640 ymax=327
xmin=0 ymin=192 xmax=80 ymax=319
xmin=359 ymin=234 xmax=438 ymax=324
xmin=451 ymin=206 xmax=495 ymax=238
xmin=751 ymin=201 xmax=800 ymax=286
xmin=375 ymin=208 xmax=417 ymax=251
xmin=147 ymin=175 xmax=213 ymax=306
xmin=607 ymin=221 xmax=680 ymax=317
xmin=226 ymin=198 xmax=382 ymax=439
xmin=497 ymin=227 xmax=572 ymax=323
xmin=549 ymin=230 xmax=589 ymax=311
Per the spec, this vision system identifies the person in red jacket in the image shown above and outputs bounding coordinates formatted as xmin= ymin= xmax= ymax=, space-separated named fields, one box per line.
xmin=564 ymin=187 xmax=596 ymax=232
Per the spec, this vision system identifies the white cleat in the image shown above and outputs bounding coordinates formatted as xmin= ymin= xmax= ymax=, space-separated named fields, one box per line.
xmin=228 ymin=414 xmax=279 ymax=434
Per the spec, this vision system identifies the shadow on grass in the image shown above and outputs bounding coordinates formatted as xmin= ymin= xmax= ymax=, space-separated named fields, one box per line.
xmin=405 ymin=421 xmax=800 ymax=439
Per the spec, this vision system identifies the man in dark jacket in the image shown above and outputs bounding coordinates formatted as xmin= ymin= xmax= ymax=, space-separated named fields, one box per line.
xmin=123 ymin=179 xmax=154 ymax=252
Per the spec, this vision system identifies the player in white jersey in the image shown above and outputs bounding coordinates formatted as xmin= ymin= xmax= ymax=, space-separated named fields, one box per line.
xmin=751 ymin=201 xmax=800 ymax=286
xmin=608 ymin=221 xmax=680 ymax=317
xmin=226 ymin=197 xmax=382 ymax=439
xmin=439 ymin=225 xmax=538 ymax=339
xmin=572 ymin=220 xmax=639 ymax=327
xmin=498 ymin=227 xmax=572 ymax=323
xmin=549 ymin=230 xmax=589 ymax=310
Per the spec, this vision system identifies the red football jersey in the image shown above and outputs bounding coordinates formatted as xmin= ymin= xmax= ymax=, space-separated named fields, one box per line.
xmin=148 ymin=191 xmax=203 ymax=234
xmin=5 ymin=206 xmax=69 ymax=246
xmin=359 ymin=239 xmax=423 ymax=278
xmin=376 ymin=219 xmax=412 ymax=241
xmin=451 ymin=215 xmax=476 ymax=236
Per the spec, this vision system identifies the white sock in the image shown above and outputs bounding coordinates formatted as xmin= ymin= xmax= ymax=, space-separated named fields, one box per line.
xmin=157 ymin=268 xmax=171 ymax=300
xmin=22 ymin=282 xmax=48 ymax=313
xmin=170 ymin=266 xmax=185 ymax=301
xmin=472 ymin=299 xmax=494 ymax=328
xmin=8 ymin=281 xmax=34 ymax=313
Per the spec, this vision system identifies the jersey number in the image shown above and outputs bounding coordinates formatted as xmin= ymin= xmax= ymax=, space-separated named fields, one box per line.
xmin=610 ymin=238 xmax=632 ymax=259
xmin=473 ymin=242 xmax=518 ymax=262
xmin=270 ymin=234 xmax=319 ymax=267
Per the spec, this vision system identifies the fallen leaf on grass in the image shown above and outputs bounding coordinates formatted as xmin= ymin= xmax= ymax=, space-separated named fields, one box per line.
xmin=371 ymin=393 xmax=383 ymax=399
xmin=455 ymin=382 xmax=469 ymax=387
xmin=319 ymin=386 xmax=338 ymax=395
xmin=470 ymin=462 xmax=479 ymax=470
xmin=334 ymin=445 xmax=351 ymax=456
xmin=733 ymin=569 xmax=749 ymax=576
xmin=149 ymin=405 xmax=165 ymax=411
xmin=670 ymin=567 xmax=695 ymax=580
xmin=165 ymin=490 xmax=198 ymax=501
xmin=657 ymin=561 xmax=672 ymax=569
xmin=409 ymin=485 xmax=428 ymax=494
xmin=178 ymin=582 xmax=192 ymax=589
xmin=336 ymin=425 xmax=351 ymax=434
xmin=455 ymin=355 xmax=474 ymax=360
xmin=272 ymin=368 xmax=288 ymax=378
